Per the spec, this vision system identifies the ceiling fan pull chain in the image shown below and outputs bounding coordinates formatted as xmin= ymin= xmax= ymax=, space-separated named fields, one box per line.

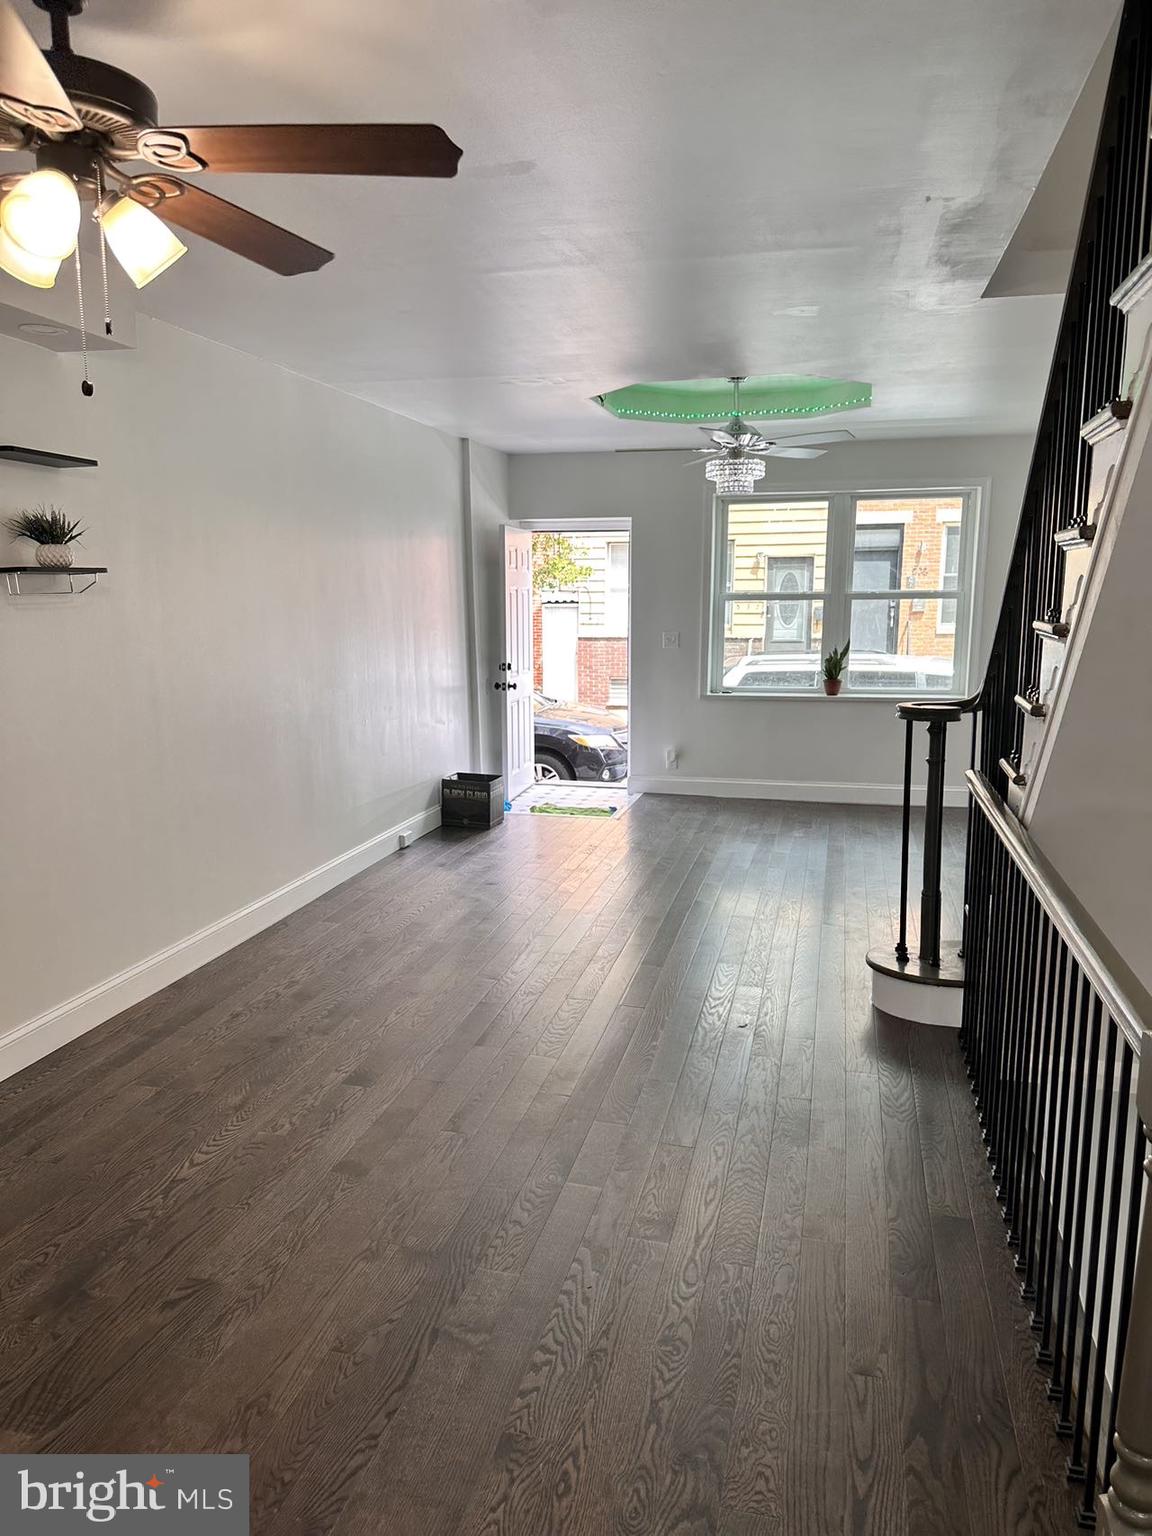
xmin=94 ymin=161 xmax=112 ymax=337
xmin=72 ymin=241 xmax=93 ymax=397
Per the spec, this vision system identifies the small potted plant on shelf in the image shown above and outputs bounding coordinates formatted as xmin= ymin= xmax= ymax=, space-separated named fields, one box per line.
xmin=822 ymin=641 xmax=850 ymax=696
xmin=5 ymin=505 xmax=85 ymax=569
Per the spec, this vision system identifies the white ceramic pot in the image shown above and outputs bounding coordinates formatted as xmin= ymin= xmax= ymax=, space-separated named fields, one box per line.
xmin=35 ymin=544 xmax=74 ymax=569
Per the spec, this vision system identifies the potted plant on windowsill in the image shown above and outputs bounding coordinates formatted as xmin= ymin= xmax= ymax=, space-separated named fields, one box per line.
xmin=822 ymin=642 xmax=849 ymax=696
xmin=5 ymin=505 xmax=86 ymax=569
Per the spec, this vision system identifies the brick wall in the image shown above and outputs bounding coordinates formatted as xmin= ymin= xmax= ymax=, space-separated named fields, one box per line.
xmin=533 ymin=603 xmax=544 ymax=691
xmin=534 ymin=592 xmax=629 ymax=706
xmin=576 ymin=637 xmax=629 ymax=707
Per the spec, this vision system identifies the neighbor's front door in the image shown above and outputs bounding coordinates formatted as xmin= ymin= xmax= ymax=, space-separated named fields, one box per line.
xmin=501 ymin=525 xmax=535 ymax=800
xmin=765 ymin=556 xmax=813 ymax=650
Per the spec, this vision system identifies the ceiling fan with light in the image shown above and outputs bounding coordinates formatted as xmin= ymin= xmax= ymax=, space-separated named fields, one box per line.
xmin=687 ymin=378 xmax=855 ymax=493
xmin=0 ymin=0 xmax=461 ymax=385
xmin=614 ymin=377 xmax=856 ymax=493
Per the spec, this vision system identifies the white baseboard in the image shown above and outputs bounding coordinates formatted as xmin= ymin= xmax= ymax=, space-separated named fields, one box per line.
xmin=0 ymin=805 xmax=441 ymax=1086
xmin=628 ymin=775 xmax=968 ymax=808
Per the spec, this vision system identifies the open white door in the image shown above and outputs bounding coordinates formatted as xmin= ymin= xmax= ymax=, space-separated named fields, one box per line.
xmin=501 ymin=524 xmax=535 ymax=801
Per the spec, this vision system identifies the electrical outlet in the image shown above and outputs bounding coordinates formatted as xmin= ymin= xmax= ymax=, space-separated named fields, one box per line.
xmin=665 ymin=748 xmax=679 ymax=770
xmin=662 ymin=631 xmax=680 ymax=649
xmin=398 ymin=831 xmax=412 ymax=849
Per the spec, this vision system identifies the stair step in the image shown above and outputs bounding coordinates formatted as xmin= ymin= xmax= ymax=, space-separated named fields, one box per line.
xmin=1080 ymin=399 xmax=1131 ymax=444
xmin=1033 ymin=618 xmax=1070 ymax=641
xmin=1015 ymin=693 xmax=1047 ymax=719
xmin=1054 ymin=522 xmax=1097 ymax=551
xmin=1000 ymin=756 xmax=1028 ymax=788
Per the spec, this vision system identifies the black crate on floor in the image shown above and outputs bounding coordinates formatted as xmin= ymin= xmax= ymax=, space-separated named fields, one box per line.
xmin=441 ymin=773 xmax=505 ymax=829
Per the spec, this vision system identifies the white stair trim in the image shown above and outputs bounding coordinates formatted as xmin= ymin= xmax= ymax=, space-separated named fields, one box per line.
xmin=1021 ymin=384 xmax=1149 ymax=825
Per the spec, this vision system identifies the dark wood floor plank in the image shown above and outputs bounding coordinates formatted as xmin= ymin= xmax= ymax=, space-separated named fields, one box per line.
xmin=894 ymin=1293 xmax=974 ymax=1536
xmin=931 ymin=1212 xmax=1033 ymax=1533
xmin=847 ymin=1370 xmax=908 ymax=1536
xmin=877 ymin=1013 xmax=940 ymax=1303
xmin=845 ymin=1066 xmax=893 ymax=1378
xmin=908 ymin=1026 xmax=970 ymax=1220
xmin=720 ymin=1092 xmax=811 ymax=1524
xmin=786 ymin=1236 xmax=848 ymax=1536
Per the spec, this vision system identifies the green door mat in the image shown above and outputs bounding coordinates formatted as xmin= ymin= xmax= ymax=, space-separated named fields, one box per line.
xmin=530 ymin=803 xmax=616 ymax=817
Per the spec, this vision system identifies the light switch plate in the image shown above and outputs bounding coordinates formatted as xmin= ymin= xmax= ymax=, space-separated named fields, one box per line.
xmin=662 ymin=631 xmax=680 ymax=649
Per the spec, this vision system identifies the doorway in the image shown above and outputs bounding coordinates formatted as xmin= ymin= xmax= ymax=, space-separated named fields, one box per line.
xmin=764 ymin=555 xmax=814 ymax=650
xmin=502 ymin=519 xmax=631 ymax=802
xmin=851 ymin=524 xmax=903 ymax=652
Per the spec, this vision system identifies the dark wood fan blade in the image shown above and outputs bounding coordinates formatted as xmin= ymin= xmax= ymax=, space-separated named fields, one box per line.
xmin=0 ymin=0 xmax=81 ymax=133
xmin=129 ymin=178 xmax=333 ymax=275
xmin=147 ymin=124 xmax=462 ymax=177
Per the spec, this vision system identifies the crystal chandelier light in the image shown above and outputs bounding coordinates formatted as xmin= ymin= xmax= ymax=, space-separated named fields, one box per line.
xmin=704 ymin=453 xmax=767 ymax=495
xmin=702 ymin=377 xmax=768 ymax=494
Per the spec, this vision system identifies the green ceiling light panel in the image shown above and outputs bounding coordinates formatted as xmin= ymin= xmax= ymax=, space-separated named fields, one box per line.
xmin=595 ymin=375 xmax=872 ymax=422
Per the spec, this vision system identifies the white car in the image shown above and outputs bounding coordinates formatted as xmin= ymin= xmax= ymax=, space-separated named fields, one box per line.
xmin=722 ymin=651 xmax=955 ymax=693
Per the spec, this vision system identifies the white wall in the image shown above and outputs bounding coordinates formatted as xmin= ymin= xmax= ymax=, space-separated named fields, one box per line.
xmin=0 ymin=318 xmax=472 ymax=1064
xmin=509 ymin=436 xmax=1032 ymax=800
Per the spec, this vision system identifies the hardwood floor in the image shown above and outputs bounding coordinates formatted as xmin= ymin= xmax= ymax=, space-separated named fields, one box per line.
xmin=0 ymin=796 xmax=1082 ymax=1534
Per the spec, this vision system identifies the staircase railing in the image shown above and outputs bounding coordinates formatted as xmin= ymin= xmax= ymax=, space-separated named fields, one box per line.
xmin=971 ymin=0 xmax=1152 ymax=785
xmin=964 ymin=773 xmax=1150 ymax=1532
xmin=884 ymin=4 xmax=1152 ymax=1528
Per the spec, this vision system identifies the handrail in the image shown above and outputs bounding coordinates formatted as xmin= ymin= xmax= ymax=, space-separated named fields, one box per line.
xmin=895 ymin=692 xmax=981 ymax=718
xmin=966 ymin=769 xmax=1147 ymax=1052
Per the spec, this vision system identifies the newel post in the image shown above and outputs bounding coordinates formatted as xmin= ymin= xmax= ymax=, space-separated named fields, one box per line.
xmin=1100 ymin=1030 xmax=1152 ymax=1534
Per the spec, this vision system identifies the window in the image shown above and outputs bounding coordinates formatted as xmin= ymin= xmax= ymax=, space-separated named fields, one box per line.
xmin=937 ymin=522 xmax=961 ymax=633
xmin=709 ymin=490 xmax=978 ymax=696
xmin=607 ymin=677 xmax=628 ymax=706
xmin=606 ymin=539 xmax=630 ymax=635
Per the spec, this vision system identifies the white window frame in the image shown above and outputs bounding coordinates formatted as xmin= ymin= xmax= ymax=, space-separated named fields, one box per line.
xmin=706 ymin=486 xmax=982 ymax=699
xmin=605 ymin=538 xmax=630 ymax=636
xmin=936 ymin=520 xmax=961 ymax=635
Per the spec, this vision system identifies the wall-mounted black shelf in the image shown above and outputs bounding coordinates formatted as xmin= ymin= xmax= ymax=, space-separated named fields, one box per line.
xmin=2 ymin=566 xmax=106 ymax=596
xmin=0 ymin=446 xmax=98 ymax=469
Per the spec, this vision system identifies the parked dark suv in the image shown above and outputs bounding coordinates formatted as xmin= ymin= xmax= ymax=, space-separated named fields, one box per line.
xmin=533 ymin=693 xmax=628 ymax=782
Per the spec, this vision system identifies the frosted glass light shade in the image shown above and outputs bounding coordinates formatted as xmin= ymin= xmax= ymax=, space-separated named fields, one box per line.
xmin=705 ymin=456 xmax=766 ymax=495
xmin=0 ymin=169 xmax=81 ymax=262
xmin=0 ymin=228 xmax=60 ymax=288
xmin=100 ymin=196 xmax=187 ymax=287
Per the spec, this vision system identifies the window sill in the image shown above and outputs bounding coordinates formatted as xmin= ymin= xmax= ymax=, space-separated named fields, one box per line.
xmin=706 ymin=690 xmax=962 ymax=703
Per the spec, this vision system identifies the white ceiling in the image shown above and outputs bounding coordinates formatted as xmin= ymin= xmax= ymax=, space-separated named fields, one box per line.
xmin=11 ymin=0 xmax=1120 ymax=451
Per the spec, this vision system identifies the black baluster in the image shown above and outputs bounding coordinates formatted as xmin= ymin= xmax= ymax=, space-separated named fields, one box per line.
xmin=996 ymin=864 xmax=1028 ymax=1205
xmin=918 ymin=715 xmax=951 ymax=970
xmin=999 ymin=874 xmax=1029 ymax=1221
xmin=1049 ymin=963 xmax=1089 ymax=1399
xmin=1079 ymin=1037 xmax=1135 ymax=1525
xmin=896 ymin=716 xmax=912 ymax=965
xmin=979 ymin=839 xmax=1007 ymax=1145
xmin=1017 ymin=913 xmax=1054 ymax=1293
xmin=1057 ymin=992 xmax=1103 ymax=1437
xmin=1033 ymin=939 xmax=1070 ymax=1350
xmin=1104 ymin=1094 xmax=1148 ymax=1491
